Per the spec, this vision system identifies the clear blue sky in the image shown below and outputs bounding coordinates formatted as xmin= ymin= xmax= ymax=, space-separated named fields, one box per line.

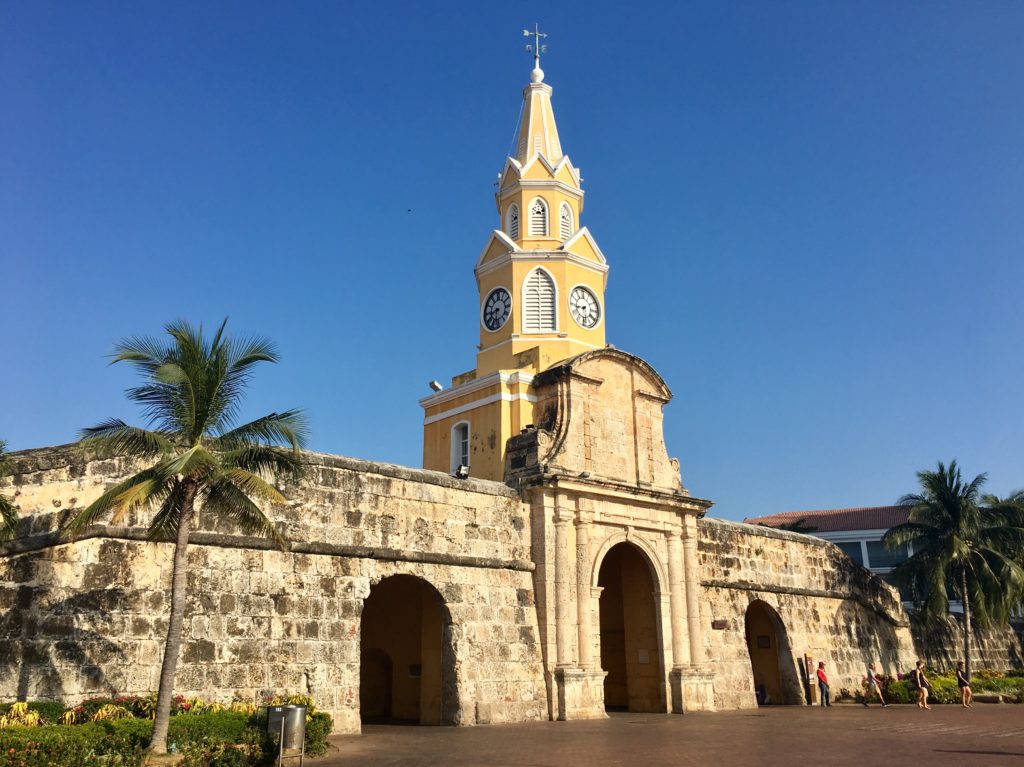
xmin=3 ymin=2 xmax=1022 ymax=520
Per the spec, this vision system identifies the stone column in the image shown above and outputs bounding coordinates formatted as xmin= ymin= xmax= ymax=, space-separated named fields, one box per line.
xmin=575 ymin=516 xmax=592 ymax=669
xmin=554 ymin=504 xmax=573 ymax=668
xmin=667 ymin=529 xmax=689 ymax=668
xmin=682 ymin=514 xmax=706 ymax=665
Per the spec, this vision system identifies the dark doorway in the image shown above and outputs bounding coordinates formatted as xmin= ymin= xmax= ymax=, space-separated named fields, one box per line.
xmin=744 ymin=600 xmax=801 ymax=705
xmin=359 ymin=574 xmax=457 ymax=725
xmin=597 ymin=542 xmax=664 ymax=712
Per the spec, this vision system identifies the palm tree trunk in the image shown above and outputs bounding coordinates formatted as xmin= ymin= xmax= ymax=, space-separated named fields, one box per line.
xmin=149 ymin=482 xmax=196 ymax=754
xmin=961 ymin=569 xmax=972 ymax=680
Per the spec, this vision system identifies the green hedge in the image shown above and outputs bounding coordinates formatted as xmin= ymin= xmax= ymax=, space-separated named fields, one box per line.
xmin=0 ymin=709 xmax=334 ymax=766
xmin=873 ymin=674 xmax=1024 ymax=705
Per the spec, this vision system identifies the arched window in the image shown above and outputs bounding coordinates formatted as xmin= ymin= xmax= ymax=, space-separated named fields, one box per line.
xmin=529 ymin=198 xmax=548 ymax=237
xmin=523 ymin=268 xmax=556 ymax=332
xmin=451 ymin=422 xmax=470 ymax=473
xmin=507 ymin=204 xmax=519 ymax=240
xmin=559 ymin=203 xmax=573 ymax=241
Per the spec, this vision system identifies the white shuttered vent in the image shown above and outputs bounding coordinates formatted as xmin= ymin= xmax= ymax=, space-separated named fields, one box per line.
xmin=560 ymin=203 xmax=573 ymax=241
xmin=529 ymin=198 xmax=548 ymax=236
xmin=523 ymin=269 xmax=556 ymax=332
xmin=508 ymin=204 xmax=519 ymax=240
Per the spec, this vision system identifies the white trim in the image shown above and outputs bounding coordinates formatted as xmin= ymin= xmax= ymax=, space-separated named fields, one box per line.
xmin=521 ymin=265 xmax=558 ymax=333
xmin=426 ymin=392 xmax=538 ymax=426
xmin=559 ymin=202 xmax=574 ymax=242
xmin=498 ymin=179 xmax=584 ymax=202
xmin=480 ymin=285 xmax=512 ymax=333
xmin=567 ymin=283 xmax=603 ymax=330
xmin=450 ymin=420 xmax=470 ymax=472
xmin=528 ymin=196 xmax=549 ymax=237
xmin=474 ymin=335 xmax=604 ymax=356
xmin=561 ymin=226 xmax=607 ymax=264
xmin=419 ymin=370 xmax=535 ymax=408
xmin=506 ymin=203 xmax=520 ymax=240
xmin=475 ymin=229 xmax=521 ymax=268
xmin=475 ymin=249 xmax=610 ymax=281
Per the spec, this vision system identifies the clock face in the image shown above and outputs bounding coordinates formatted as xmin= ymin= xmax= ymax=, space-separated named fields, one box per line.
xmin=482 ymin=287 xmax=512 ymax=331
xmin=569 ymin=286 xmax=601 ymax=329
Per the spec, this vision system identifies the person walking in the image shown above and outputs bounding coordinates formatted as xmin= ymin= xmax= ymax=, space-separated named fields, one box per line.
xmin=863 ymin=662 xmax=889 ymax=707
xmin=912 ymin=661 xmax=931 ymax=710
xmin=816 ymin=661 xmax=831 ymax=707
xmin=956 ymin=661 xmax=973 ymax=708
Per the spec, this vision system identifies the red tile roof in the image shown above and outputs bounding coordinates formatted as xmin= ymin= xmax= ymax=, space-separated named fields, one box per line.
xmin=742 ymin=505 xmax=909 ymax=533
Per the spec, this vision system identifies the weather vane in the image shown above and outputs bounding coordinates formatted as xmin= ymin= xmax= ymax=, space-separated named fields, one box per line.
xmin=523 ymin=23 xmax=548 ymax=68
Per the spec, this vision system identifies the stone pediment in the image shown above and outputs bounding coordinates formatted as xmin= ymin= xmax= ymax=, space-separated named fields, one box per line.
xmin=505 ymin=348 xmax=689 ymax=494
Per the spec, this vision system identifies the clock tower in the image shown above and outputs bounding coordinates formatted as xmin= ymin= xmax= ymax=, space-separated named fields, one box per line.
xmin=421 ymin=49 xmax=610 ymax=481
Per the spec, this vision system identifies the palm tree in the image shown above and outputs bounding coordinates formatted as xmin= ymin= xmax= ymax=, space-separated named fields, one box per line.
xmin=64 ymin=319 xmax=307 ymax=754
xmin=883 ymin=460 xmax=1024 ymax=678
xmin=0 ymin=440 xmax=18 ymax=542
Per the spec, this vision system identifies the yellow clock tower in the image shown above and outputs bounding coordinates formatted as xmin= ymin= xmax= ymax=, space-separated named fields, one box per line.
xmin=421 ymin=48 xmax=609 ymax=481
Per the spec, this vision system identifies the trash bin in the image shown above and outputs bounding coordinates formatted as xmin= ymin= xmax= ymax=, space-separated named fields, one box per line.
xmin=267 ymin=703 xmax=307 ymax=763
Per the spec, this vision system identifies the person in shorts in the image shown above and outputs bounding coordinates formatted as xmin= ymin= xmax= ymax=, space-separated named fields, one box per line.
xmin=913 ymin=661 xmax=931 ymax=710
xmin=863 ymin=662 xmax=888 ymax=707
xmin=956 ymin=661 xmax=973 ymax=708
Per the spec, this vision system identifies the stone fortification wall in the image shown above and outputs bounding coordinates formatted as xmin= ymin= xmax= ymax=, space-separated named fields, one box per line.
xmin=0 ymin=446 xmax=547 ymax=733
xmin=910 ymin=614 xmax=1024 ymax=672
xmin=697 ymin=518 xmax=917 ymax=709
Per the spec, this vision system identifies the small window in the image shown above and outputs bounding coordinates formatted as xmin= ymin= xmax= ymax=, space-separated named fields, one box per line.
xmin=866 ymin=541 xmax=907 ymax=570
xmin=529 ymin=198 xmax=548 ymax=237
xmin=451 ymin=422 xmax=470 ymax=472
xmin=837 ymin=542 xmax=864 ymax=566
xmin=507 ymin=204 xmax=520 ymax=239
xmin=559 ymin=203 xmax=573 ymax=240
xmin=523 ymin=268 xmax=556 ymax=332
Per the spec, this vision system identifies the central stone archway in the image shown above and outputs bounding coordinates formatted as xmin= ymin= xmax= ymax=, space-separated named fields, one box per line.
xmin=596 ymin=542 xmax=665 ymax=712
xmin=359 ymin=574 xmax=459 ymax=725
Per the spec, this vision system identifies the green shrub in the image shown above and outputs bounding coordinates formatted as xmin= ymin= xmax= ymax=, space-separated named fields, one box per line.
xmin=885 ymin=680 xmax=914 ymax=704
xmin=0 ymin=721 xmax=145 ymax=766
xmin=304 ymin=712 xmax=333 ymax=757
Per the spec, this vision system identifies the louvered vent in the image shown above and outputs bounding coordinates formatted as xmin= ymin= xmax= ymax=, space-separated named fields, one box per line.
xmin=508 ymin=205 xmax=519 ymax=240
xmin=534 ymin=135 xmax=543 ymax=155
xmin=560 ymin=204 xmax=573 ymax=241
xmin=523 ymin=269 xmax=556 ymax=332
xmin=529 ymin=198 xmax=547 ymax=236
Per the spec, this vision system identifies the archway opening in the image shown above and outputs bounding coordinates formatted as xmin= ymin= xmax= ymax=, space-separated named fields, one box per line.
xmin=744 ymin=600 xmax=801 ymax=705
xmin=597 ymin=542 xmax=663 ymax=712
xmin=359 ymin=575 xmax=456 ymax=725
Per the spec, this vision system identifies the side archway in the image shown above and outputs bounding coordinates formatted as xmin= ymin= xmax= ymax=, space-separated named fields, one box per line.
xmin=359 ymin=574 xmax=459 ymax=725
xmin=595 ymin=541 xmax=666 ymax=713
xmin=744 ymin=600 xmax=803 ymax=705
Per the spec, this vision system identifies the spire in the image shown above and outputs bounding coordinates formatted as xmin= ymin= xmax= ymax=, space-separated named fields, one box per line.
xmin=515 ymin=25 xmax=562 ymax=164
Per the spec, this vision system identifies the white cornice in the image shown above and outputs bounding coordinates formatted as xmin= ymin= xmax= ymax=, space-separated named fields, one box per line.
xmin=561 ymin=226 xmax=607 ymax=265
xmin=475 ymin=230 xmax=521 ymax=267
xmin=474 ymin=248 xmax=610 ymax=281
xmin=423 ymin=390 xmax=538 ymax=426
xmin=497 ymin=179 xmax=584 ymax=202
xmin=419 ymin=370 xmax=536 ymax=409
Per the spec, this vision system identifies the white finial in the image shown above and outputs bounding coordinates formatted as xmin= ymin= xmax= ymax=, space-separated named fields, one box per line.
xmin=523 ymin=23 xmax=548 ymax=82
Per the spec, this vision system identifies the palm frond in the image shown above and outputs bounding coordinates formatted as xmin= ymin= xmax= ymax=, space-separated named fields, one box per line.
xmin=203 ymin=476 xmax=286 ymax=549
xmin=146 ymin=482 xmax=188 ymax=542
xmin=215 ymin=410 xmax=308 ymax=451
xmin=63 ymin=468 xmax=174 ymax=533
xmin=78 ymin=419 xmax=176 ymax=458
xmin=0 ymin=495 xmax=18 ymax=543
xmin=219 ymin=445 xmax=305 ymax=482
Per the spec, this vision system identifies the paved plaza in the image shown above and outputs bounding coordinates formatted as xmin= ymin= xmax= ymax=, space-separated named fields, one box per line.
xmin=314 ymin=705 xmax=1024 ymax=766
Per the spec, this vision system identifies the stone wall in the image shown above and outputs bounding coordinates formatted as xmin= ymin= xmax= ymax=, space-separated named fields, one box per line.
xmin=698 ymin=518 xmax=917 ymax=709
xmin=0 ymin=446 xmax=547 ymax=733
